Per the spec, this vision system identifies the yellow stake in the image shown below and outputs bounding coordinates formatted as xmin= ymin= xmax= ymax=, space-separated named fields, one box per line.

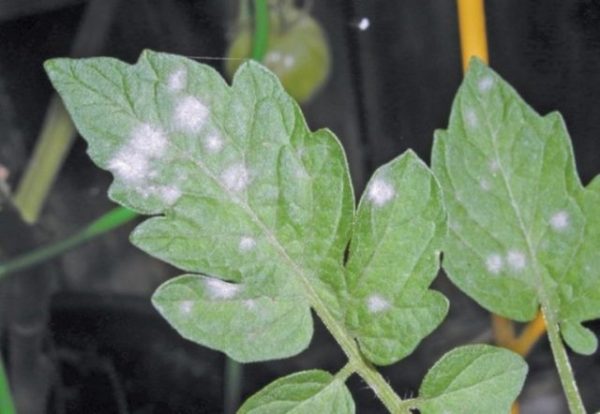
xmin=457 ymin=0 xmax=489 ymax=69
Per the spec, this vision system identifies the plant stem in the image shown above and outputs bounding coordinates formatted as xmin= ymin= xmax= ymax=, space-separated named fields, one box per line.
xmin=542 ymin=306 xmax=586 ymax=414
xmin=224 ymin=358 xmax=243 ymax=414
xmin=0 ymin=207 xmax=137 ymax=280
xmin=251 ymin=0 xmax=269 ymax=61
xmin=0 ymin=357 xmax=15 ymax=414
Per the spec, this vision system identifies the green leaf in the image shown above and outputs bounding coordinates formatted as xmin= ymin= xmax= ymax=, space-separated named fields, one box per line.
xmin=345 ymin=150 xmax=448 ymax=365
xmin=45 ymin=50 xmax=354 ymax=362
xmin=417 ymin=345 xmax=527 ymax=414
xmin=237 ymin=370 xmax=355 ymax=414
xmin=432 ymin=58 xmax=600 ymax=353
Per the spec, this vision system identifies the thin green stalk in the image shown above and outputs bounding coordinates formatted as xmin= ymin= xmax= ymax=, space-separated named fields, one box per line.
xmin=12 ymin=96 xmax=76 ymax=223
xmin=0 ymin=357 xmax=15 ymax=414
xmin=0 ymin=207 xmax=137 ymax=279
xmin=251 ymin=0 xmax=269 ymax=61
xmin=542 ymin=306 xmax=586 ymax=414
xmin=223 ymin=357 xmax=243 ymax=414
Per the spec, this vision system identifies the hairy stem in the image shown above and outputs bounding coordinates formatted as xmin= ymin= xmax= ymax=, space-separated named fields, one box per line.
xmin=251 ymin=0 xmax=269 ymax=61
xmin=542 ymin=306 xmax=586 ymax=414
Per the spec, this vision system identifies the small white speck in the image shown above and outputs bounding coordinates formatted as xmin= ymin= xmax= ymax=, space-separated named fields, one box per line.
xmin=489 ymin=159 xmax=500 ymax=173
xmin=180 ymin=300 xmax=193 ymax=314
xmin=478 ymin=76 xmax=494 ymax=92
xmin=168 ymin=68 xmax=187 ymax=92
xmin=243 ymin=299 xmax=256 ymax=310
xmin=159 ymin=186 xmax=182 ymax=205
xmin=357 ymin=17 xmax=370 ymax=31
xmin=550 ymin=210 xmax=569 ymax=231
xmin=367 ymin=177 xmax=395 ymax=206
xmin=174 ymin=96 xmax=209 ymax=132
xmin=479 ymin=179 xmax=491 ymax=191
xmin=507 ymin=250 xmax=527 ymax=271
xmin=221 ymin=163 xmax=250 ymax=192
xmin=486 ymin=254 xmax=503 ymax=275
xmin=204 ymin=278 xmax=241 ymax=300
xmin=239 ymin=236 xmax=256 ymax=252
xmin=283 ymin=55 xmax=295 ymax=69
xmin=465 ymin=108 xmax=478 ymax=128
xmin=204 ymin=134 xmax=224 ymax=153
xmin=367 ymin=294 xmax=390 ymax=313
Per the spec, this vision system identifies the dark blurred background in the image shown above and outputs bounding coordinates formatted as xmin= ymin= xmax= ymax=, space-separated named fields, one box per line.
xmin=0 ymin=0 xmax=599 ymax=413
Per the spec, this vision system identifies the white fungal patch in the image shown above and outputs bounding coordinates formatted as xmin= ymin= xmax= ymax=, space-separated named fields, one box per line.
xmin=507 ymin=250 xmax=527 ymax=271
xmin=479 ymin=179 xmax=491 ymax=191
xmin=204 ymin=278 xmax=241 ymax=300
xmin=243 ymin=299 xmax=256 ymax=310
xmin=180 ymin=300 xmax=194 ymax=314
xmin=204 ymin=134 xmax=224 ymax=153
xmin=464 ymin=108 xmax=478 ymax=128
xmin=174 ymin=96 xmax=209 ymax=132
xmin=478 ymin=76 xmax=494 ymax=92
xmin=168 ymin=68 xmax=187 ymax=92
xmin=550 ymin=210 xmax=569 ymax=231
xmin=108 ymin=151 xmax=149 ymax=184
xmin=239 ymin=236 xmax=256 ymax=252
xmin=485 ymin=253 xmax=503 ymax=275
xmin=159 ymin=185 xmax=182 ymax=205
xmin=130 ymin=123 xmax=168 ymax=157
xmin=357 ymin=17 xmax=370 ymax=31
xmin=489 ymin=159 xmax=500 ymax=173
xmin=283 ymin=55 xmax=295 ymax=69
xmin=367 ymin=178 xmax=395 ymax=206
xmin=221 ymin=163 xmax=250 ymax=192
xmin=367 ymin=294 xmax=390 ymax=313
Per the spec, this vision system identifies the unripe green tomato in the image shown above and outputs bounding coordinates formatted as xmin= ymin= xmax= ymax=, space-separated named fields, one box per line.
xmin=225 ymin=10 xmax=331 ymax=104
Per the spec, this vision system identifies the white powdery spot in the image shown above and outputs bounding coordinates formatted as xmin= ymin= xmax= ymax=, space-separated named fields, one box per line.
xmin=489 ymin=159 xmax=500 ymax=173
xmin=479 ymin=178 xmax=491 ymax=191
xmin=507 ymin=250 xmax=527 ymax=271
xmin=174 ymin=96 xmax=209 ymax=132
xmin=168 ymin=68 xmax=187 ymax=92
xmin=180 ymin=300 xmax=194 ymax=314
xmin=367 ymin=294 xmax=390 ymax=313
xmin=130 ymin=123 xmax=168 ymax=157
xmin=159 ymin=185 xmax=182 ymax=205
xmin=478 ymin=76 xmax=494 ymax=92
xmin=357 ymin=17 xmax=370 ymax=31
xmin=550 ymin=210 xmax=569 ymax=231
xmin=367 ymin=178 xmax=395 ymax=206
xmin=283 ymin=55 xmax=295 ymax=69
xmin=204 ymin=278 xmax=241 ymax=300
xmin=243 ymin=299 xmax=256 ymax=310
xmin=108 ymin=150 xmax=149 ymax=184
xmin=465 ymin=108 xmax=478 ymax=128
xmin=485 ymin=253 xmax=503 ymax=275
xmin=239 ymin=236 xmax=256 ymax=252
xmin=204 ymin=134 xmax=224 ymax=153
xmin=221 ymin=163 xmax=250 ymax=192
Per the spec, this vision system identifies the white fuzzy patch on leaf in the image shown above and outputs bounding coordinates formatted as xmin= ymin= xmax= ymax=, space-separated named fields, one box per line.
xmin=507 ymin=250 xmax=526 ymax=271
xmin=174 ymin=96 xmax=209 ymax=132
xmin=221 ymin=163 xmax=250 ymax=192
xmin=478 ymin=76 xmax=494 ymax=92
xmin=366 ymin=294 xmax=390 ymax=313
xmin=203 ymin=278 xmax=241 ymax=300
xmin=485 ymin=253 xmax=503 ymax=275
xmin=367 ymin=178 xmax=395 ymax=206
xmin=204 ymin=134 xmax=224 ymax=153
xmin=550 ymin=210 xmax=569 ymax=231
xmin=464 ymin=108 xmax=478 ymax=128
xmin=239 ymin=236 xmax=256 ymax=252
xmin=159 ymin=185 xmax=182 ymax=205
xmin=180 ymin=300 xmax=193 ymax=314
xmin=168 ymin=68 xmax=187 ymax=92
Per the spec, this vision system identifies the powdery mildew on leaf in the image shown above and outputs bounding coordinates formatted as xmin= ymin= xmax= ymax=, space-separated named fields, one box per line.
xmin=432 ymin=58 xmax=600 ymax=354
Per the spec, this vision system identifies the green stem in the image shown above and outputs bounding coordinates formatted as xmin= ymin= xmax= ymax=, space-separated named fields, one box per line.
xmin=0 ymin=207 xmax=137 ymax=279
xmin=251 ymin=0 xmax=269 ymax=61
xmin=0 ymin=357 xmax=15 ymax=414
xmin=542 ymin=306 xmax=586 ymax=414
xmin=224 ymin=358 xmax=243 ymax=414
xmin=12 ymin=96 xmax=76 ymax=223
